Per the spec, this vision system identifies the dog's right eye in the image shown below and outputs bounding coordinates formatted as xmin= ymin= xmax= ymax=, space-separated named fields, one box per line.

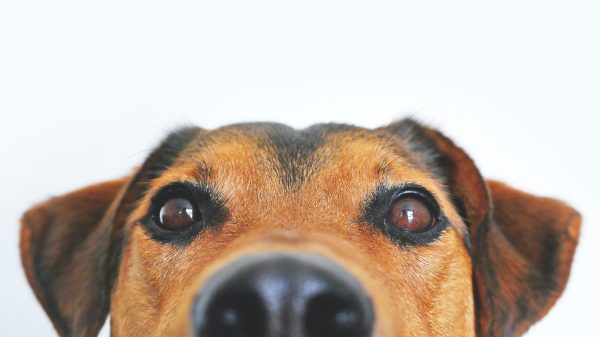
xmin=145 ymin=182 xmax=227 ymax=245
xmin=150 ymin=183 xmax=202 ymax=232
xmin=158 ymin=197 xmax=197 ymax=230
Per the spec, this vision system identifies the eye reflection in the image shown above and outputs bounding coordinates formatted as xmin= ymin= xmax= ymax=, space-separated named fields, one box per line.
xmin=388 ymin=196 xmax=434 ymax=233
xmin=158 ymin=197 xmax=196 ymax=230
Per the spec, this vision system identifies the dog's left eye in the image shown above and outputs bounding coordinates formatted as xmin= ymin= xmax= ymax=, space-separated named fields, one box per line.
xmin=158 ymin=197 xmax=197 ymax=230
xmin=362 ymin=184 xmax=446 ymax=245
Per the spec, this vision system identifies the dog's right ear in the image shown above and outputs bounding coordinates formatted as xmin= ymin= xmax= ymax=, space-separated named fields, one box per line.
xmin=20 ymin=176 xmax=132 ymax=337
xmin=20 ymin=127 xmax=201 ymax=337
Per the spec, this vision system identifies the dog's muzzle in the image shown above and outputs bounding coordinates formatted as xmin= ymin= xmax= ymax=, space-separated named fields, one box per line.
xmin=192 ymin=253 xmax=374 ymax=337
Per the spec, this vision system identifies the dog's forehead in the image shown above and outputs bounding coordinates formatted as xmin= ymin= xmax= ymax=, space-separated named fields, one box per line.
xmin=200 ymin=122 xmax=354 ymax=186
xmin=137 ymin=123 xmax=455 ymax=223
xmin=177 ymin=122 xmax=436 ymax=187
xmin=199 ymin=123 xmax=387 ymax=185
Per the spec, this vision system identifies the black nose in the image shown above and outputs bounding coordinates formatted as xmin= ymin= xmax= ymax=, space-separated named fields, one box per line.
xmin=193 ymin=253 xmax=374 ymax=337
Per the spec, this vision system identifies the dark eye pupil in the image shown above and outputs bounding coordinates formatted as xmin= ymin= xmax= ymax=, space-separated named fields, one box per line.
xmin=159 ymin=198 xmax=195 ymax=230
xmin=389 ymin=197 xmax=433 ymax=232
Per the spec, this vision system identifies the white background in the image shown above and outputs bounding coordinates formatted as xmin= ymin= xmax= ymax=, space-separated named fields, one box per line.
xmin=0 ymin=1 xmax=598 ymax=336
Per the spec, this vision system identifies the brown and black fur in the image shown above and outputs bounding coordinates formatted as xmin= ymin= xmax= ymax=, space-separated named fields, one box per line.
xmin=20 ymin=119 xmax=581 ymax=337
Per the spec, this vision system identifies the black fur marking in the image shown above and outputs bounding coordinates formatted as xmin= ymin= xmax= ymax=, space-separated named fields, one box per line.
xmin=137 ymin=127 xmax=202 ymax=194
xmin=537 ymin=231 xmax=560 ymax=295
xmin=31 ymin=215 xmax=72 ymax=337
xmin=472 ymin=213 xmax=496 ymax=337
xmin=360 ymin=183 xmax=449 ymax=246
xmin=385 ymin=119 xmax=446 ymax=181
xmin=258 ymin=123 xmax=350 ymax=189
xmin=109 ymin=127 xmax=200 ymax=279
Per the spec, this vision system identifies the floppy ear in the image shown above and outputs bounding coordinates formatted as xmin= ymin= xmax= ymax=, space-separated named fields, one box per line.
xmin=20 ymin=177 xmax=132 ymax=337
xmin=481 ymin=180 xmax=581 ymax=336
xmin=20 ymin=127 xmax=201 ymax=337
xmin=387 ymin=119 xmax=581 ymax=337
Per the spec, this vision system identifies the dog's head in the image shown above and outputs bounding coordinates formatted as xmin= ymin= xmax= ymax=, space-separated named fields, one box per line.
xmin=20 ymin=120 xmax=581 ymax=337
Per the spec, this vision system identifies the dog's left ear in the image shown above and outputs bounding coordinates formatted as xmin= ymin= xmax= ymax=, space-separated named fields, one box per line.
xmin=387 ymin=119 xmax=581 ymax=337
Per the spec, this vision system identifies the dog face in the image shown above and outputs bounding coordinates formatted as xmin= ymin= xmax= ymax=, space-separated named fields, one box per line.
xmin=20 ymin=119 xmax=581 ymax=337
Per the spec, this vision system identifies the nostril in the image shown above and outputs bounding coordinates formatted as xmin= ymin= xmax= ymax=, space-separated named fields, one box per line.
xmin=304 ymin=292 xmax=372 ymax=337
xmin=200 ymin=289 xmax=267 ymax=337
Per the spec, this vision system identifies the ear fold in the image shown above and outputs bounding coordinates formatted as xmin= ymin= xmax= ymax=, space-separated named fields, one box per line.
xmin=20 ymin=177 xmax=131 ymax=337
xmin=387 ymin=119 xmax=581 ymax=337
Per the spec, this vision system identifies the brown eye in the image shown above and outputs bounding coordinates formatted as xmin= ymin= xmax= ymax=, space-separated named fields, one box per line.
xmin=388 ymin=196 xmax=435 ymax=232
xmin=158 ymin=198 xmax=196 ymax=230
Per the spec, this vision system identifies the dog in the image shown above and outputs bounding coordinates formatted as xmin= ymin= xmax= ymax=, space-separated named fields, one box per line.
xmin=20 ymin=119 xmax=581 ymax=337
